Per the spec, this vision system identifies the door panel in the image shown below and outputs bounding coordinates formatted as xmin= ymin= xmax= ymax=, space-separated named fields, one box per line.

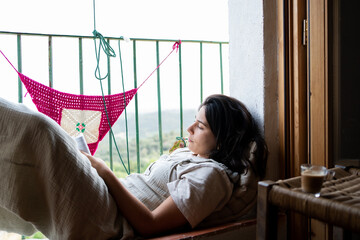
xmin=308 ymin=0 xmax=329 ymax=168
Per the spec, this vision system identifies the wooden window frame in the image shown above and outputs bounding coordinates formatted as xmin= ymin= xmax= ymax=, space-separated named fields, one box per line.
xmin=278 ymin=0 xmax=331 ymax=239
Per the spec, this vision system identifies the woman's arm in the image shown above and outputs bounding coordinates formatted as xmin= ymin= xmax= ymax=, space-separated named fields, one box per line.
xmin=82 ymin=153 xmax=188 ymax=237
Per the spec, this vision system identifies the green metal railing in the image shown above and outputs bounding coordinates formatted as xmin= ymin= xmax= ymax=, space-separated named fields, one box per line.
xmin=0 ymin=31 xmax=229 ymax=176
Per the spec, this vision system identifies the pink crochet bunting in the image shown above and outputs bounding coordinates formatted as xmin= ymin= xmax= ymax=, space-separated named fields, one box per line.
xmin=19 ymin=72 xmax=137 ymax=155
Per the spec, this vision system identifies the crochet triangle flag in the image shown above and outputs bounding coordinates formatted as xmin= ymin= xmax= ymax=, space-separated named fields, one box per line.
xmin=0 ymin=41 xmax=180 ymax=155
xmin=19 ymin=72 xmax=137 ymax=155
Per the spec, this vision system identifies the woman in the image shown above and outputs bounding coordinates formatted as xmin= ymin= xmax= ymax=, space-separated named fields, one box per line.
xmin=83 ymin=94 xmax=268 ymax=237
xmin=0 ymin=94 xmax=267 ymax=239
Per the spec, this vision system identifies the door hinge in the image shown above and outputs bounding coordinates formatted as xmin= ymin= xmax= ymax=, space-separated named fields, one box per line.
xmin=302 ymin=19 xmax=308 ymax=46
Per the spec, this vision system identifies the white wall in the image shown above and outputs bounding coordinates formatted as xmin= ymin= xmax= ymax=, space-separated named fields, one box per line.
xmin=228 ymin=0 xmax=279 ymax=180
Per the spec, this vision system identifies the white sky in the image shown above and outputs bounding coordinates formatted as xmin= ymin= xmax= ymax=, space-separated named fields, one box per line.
xmin=0 ymin=0 xmax=229 ymax=40
xmin=0 ymin=0 xmax=229 ymax=112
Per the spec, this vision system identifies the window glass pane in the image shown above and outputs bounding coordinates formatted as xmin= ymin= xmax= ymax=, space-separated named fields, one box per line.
xmin=330 ymin=0 xmax=360 ymax=166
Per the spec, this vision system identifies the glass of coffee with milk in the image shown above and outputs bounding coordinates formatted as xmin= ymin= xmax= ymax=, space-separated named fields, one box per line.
xmin=301 ymin=164 xmax=335 ymax=197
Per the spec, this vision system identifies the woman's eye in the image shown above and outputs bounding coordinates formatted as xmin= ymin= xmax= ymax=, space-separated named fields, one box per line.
xmin=197 ymin=124 xmax=203 ymax=129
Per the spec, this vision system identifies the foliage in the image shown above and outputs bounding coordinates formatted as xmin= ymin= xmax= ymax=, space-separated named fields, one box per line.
xmin=24 ymin=231 xmax=46 ymax=239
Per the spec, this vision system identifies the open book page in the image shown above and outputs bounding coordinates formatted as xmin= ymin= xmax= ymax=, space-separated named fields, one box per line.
xmin=73 ymin=133 xmax=91 ymax=154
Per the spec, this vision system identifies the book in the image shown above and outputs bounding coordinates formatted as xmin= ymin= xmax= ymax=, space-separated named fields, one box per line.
xmin=73 ymin=133 xmax=91 ymax=154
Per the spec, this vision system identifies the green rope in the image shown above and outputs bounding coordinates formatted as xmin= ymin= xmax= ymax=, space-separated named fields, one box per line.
xmin=93 ymin=30 xmax=116 ymax=80
xmin=93 ymin=35 xmax=130 ymax=175
xmin=118 ymin=39 xmax=131 ymax=172
xmin=98 ymin=80 xmax=130 ymax=175
xmin=92 ymin=0 xmax=130 ymax=175
xmin=92 ymin=0 xmax=115 ymax=80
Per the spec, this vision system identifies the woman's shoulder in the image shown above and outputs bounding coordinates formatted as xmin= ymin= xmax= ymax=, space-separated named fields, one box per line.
xmin=169 ymin=147 xmax=192 ymax=156
xmin=167 ymin=147 xmax=239 ymax=183
xmin=170 ymin=147 xmax=221 ymax=166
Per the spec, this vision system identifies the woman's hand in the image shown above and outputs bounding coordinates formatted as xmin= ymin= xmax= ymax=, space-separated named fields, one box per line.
xmin=81 ymin=152 xmax=110 ymax=178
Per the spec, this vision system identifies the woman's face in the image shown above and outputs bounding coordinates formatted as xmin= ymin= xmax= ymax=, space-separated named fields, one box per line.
xmin=187 ymin=106 xmax=216 ymax=158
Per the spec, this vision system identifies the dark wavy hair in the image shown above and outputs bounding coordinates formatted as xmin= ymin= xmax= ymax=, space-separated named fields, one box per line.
xmin=200 ymin=94 xmax=268 ymax=179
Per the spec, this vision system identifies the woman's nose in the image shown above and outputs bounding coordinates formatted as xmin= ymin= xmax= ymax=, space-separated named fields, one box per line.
xmin=187 ymin=123 xmax=194 ymax=134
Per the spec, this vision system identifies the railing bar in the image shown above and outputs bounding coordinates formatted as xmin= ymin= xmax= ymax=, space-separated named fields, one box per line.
xmin=200 ymin=42 xmax=203 ymax=104
xmin=17 ymin=34 xmax=22 ymax=103
xmin=48 ymin=36 xmax=53 ymax=88
xmin=107 ymin=38 xmax=113 ymax=171
xmin=0 ymin=31 xmax=229 ymax=44
xmin=118 ymin=40 xmax=131 ymax=173
xmin=178 ymin=44 xmax=183 ymax=137
xmin=156 ymin=41 xmax=163 ymax=155
xmin=15 ymin=38 xmax=24 ymax=238
xmin=219 ymin=43 xmax=224 ymax=94
xmin=133 ymin=40 xmax=140 ymax=173
xmin=79 ymin=38 xmax=84 ymax=95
